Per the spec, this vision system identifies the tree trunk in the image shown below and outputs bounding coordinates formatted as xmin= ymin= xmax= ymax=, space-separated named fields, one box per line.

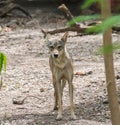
xmin=101 ymin=0 xmax=120 ymax=125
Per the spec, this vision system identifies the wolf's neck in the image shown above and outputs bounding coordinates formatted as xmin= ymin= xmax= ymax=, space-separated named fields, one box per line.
xmin=54 ymin=49 xmax=70 ymax=69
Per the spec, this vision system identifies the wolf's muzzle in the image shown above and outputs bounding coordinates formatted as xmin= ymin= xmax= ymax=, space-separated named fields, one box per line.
xmin=54 ymin=54 xmax=59 ymax=58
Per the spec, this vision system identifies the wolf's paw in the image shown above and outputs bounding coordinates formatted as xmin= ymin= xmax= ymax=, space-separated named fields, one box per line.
xmin=56 ymin=114 xmax=62 ymax=120
xmin=70 ymin=114 xmax=77 ymax=120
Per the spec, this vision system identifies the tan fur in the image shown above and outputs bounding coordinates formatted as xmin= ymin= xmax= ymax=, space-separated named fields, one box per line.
xmin=47 ymin=32 xmax=76 ymax=120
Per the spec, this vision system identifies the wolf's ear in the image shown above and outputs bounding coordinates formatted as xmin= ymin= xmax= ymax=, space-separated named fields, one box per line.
xmin=41 ymin=29 xmax=51 ymax=43
xmin=61 ymin=32 xmax=68 ymax=42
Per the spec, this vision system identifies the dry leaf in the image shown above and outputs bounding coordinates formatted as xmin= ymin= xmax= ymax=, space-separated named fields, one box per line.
xmin=75 ymin=71 xmax=93 ymax=76
xmin=75 ymin=71 xmax=86 ymax=76
xmin=40 ymin=88 xmax=45 ymax=92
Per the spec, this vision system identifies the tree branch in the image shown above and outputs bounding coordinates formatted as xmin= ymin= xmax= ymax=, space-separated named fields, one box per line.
xmin=41 ymin=4 xmax=120 ymax=36
xmin=0 ymin=1 xmax=31 ymax=18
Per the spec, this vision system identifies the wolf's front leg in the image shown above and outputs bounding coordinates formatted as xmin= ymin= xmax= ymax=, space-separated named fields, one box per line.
xmin=56 ymin=80 xmax=63 ymax=120
xmin=53 ymin=82 xmax=58 ymax=110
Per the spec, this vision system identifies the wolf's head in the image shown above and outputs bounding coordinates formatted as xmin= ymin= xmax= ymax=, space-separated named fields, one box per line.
xmin=47 ymin=32 xmax=68 ymax=59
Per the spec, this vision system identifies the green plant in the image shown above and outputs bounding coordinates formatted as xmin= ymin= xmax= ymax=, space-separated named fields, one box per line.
xmin=0 ymin=52 xmax=7 ymax=74
xmin=0 ymin=52 xmax=7 ymax=89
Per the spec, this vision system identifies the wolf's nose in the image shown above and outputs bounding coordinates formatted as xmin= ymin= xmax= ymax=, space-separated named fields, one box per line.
xmin=54 ymin=54 xmax=58 ymax=58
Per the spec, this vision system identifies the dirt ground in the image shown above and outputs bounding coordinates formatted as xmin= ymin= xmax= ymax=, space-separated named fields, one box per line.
xmin=0 ymin=5 xmax=120 ymax=125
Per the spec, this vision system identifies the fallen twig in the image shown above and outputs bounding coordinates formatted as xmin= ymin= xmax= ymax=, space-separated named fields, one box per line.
xmin=12 ymin=95 xmax=46 ymax=105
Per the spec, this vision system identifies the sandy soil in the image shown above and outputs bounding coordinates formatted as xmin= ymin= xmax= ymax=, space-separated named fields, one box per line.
xmin=0 ymin=5 xmax=120 ymax=125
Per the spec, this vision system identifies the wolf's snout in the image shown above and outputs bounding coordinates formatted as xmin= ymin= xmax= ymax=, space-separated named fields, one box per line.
xmin=54 ymin=54 xmax=58 ymax=58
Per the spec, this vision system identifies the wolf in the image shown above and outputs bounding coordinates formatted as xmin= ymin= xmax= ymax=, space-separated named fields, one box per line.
xmin=46 ymin=32 xmax=76 ymax=120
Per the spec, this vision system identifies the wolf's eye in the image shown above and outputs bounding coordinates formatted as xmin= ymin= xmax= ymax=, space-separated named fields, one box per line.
xmin=57 ymin=46 xmax=62 ymax=51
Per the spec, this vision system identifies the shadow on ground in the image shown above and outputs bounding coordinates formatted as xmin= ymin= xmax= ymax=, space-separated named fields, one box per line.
xmin=0 ymin=99 xmax=110 ymax=125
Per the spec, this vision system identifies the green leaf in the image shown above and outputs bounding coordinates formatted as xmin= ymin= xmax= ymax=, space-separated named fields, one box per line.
xmin=96 ymin=43 xmax=120 ymax=55
xmin=3 ymin=54 xmax=7 ymax=72
xmin=86 ymin=24 xmax=102 ymax=34
xmin=86 ymin=15 xmax=120 ymax=34
xmin=102 ymin=15 xmax=120 ymax=32
xmin=0 ymin=53 xmax=4 ymax=74
xmin=0 ymin=53 xmax=7 ymax=74
xmin=67 ymin=15 xmax=100 ymax=27
xmin=81 ymin=0 xmax=101 ymax=10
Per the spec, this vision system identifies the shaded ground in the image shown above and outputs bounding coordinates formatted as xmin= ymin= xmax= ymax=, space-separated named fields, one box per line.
xmin=0 ymin=4 xmax=120 ymax=125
